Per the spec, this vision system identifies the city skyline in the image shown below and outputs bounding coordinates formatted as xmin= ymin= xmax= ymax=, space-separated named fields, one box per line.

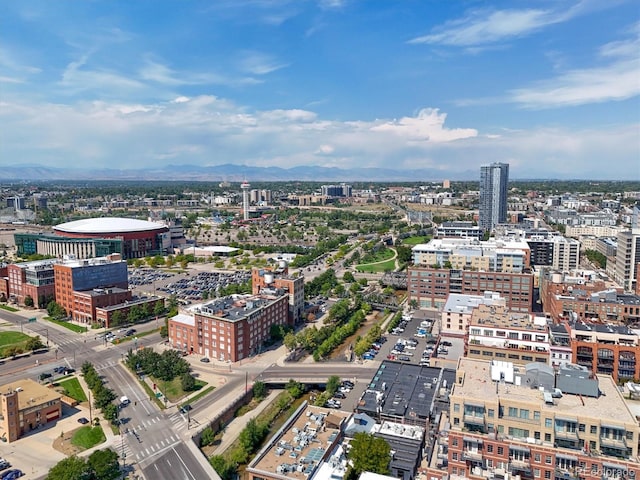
xmin=1 ymin=1 xmax=639 ymax=180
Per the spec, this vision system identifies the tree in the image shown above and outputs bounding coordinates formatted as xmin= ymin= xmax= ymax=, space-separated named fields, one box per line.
xmin=110 ymin=310 xmax=123 ymax=328
xmin=153 ymin=300 xmax=165 ymax=317
xmin=252 ymin=381 xmax=267 ymax=400
xmin=285 ymin=379 xmax=305 ymax=399
xmin=343 ymin=271 xmax=355 ymax=283
xmin=87 ymin=448 xmax=120 ymax=480
xmin=347 ymin=432 xmax=391 ymax=477
xmin=24 ymin=295 xmax=34 ymax=307
xmin=200 ymin=426 xmax=216 ymax=447
xmin=326 ymin=375 xmax=341 ymax=396
xmin=181 ymin=373 xmax=196 ymax=392
xmin=283 ymin=331 xmax=297 ymax=351
xmin=26 ymin=335 xmax=45 ymax=351
xmin=103 ymin=403 xmax=118 ymax=425
xmin=46 ymin=456 xmax=92 ymax=480
xmin=210 ymin=455 xmax=236 ymax=480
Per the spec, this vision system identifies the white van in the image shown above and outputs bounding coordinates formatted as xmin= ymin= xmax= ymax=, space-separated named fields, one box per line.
xmin=120 ymin=396 xmax=130 ymax=406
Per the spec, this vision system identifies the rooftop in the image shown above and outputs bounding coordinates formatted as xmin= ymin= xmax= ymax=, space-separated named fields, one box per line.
xmin=443 ymin=293 xmax=505 ymax=314
xmin=248 ymin=403 xmax=350 ymax=480
xmin=453 ymin=358 xmax=637 ymax=426
xmin=188 ymin=293 xmax=286 ymax=322
xmin=470 ymin=304 xmax=542 ymax=331
xmin=0 ymin=379 xmax=62 ymax=410
xmin=54 ymin=217 xmax=167 ymax=234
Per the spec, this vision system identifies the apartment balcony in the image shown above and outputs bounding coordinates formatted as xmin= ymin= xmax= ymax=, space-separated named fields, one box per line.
xmin=463 ymin=450 xmax=483 ymax=462
xmin=599 ymin=436 xmax=627 ymax=450
xmin=554 ymin=429 xmax=580 ymax=441
xmin=597 ymin=352 xmax=614 ymax=359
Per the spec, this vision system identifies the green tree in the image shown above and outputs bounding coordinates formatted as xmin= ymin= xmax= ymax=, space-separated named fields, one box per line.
xmin=110 ymin=310 xmax=123 ymax=328
xmin=103 ymin=403 xmax=118 ymax=425
xmin=153 ymin=300 xmax=165 ymax=317
xmin=326 ymin=375 xmax=341 ymax=396
xmin=347 ymin=432 xmax=391 ymax=477
xmin=24 ymin=295 xmax=34 ymax=307
xmin=252 ymin=381 xmax=267 ymax=400
xmin=343 ymin=271 xmax=355 ymax=283
xmin=87 ymin=448 xmax=120 ymax=480
xmin=285 ymin=379 xmax=305 ymax=398
xmin=46 ymin=455 xmax=92 ymax=480
xmin=200 ymin=426 xmax=216 ymax=447
xmin=283 ymin=331 xmax=297 ymax=351
xmin=210 ymin=455 xmax=236 ymax=480
xmin=181 ymin=373 xmax=196 ymax=392
xmin=26 ymin=335 xmax=45 ymax=351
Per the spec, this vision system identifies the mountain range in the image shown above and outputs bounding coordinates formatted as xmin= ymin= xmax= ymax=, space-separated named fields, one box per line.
xmin=1 ymin=163 xmax=481 ymax=182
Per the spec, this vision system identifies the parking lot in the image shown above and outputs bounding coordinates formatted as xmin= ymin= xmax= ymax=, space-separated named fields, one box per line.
xmin=128 ymin=268 xmax=252 ymax=304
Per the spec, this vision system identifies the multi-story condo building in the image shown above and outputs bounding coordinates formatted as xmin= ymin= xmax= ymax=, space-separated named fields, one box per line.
xmin=408 ymin=267 xmax=533 ymax=313
xmin=612 ymin=229 xmax=640 ymax=293
xmin=7 ymin=259 xmax=57 ymax=308
xmin=526 ymin=236 xmax=580 ymax=271
xmin=320 ymin=184 xmax=352 ymax=197
xmin=440 ymin=292 xmax=506 ymax=337
xmin=465 ymin=304 xmax=550 ymax=365
xmin=565 ymin=225 xmax=624 ymax=239
xmin=252 ymin=264 xmax=304 ymax=325
xmin=412 ymin=238 xmax=530 ymax=273
xmin=479 ymin=162 xmax=509 ymax=232
xmin=0 ymin=379 xmax=62 ymax=443
xmin=53 ymin=254 xmax=128 ymax=322
xmin=549 ymin=323 xmax=573 ymax=369
xmin=539 ymin=269 xmax=640 ymax=325
xmin=444 ymin=358 xmax=640 ymax=480
xmin=436 ymin=221 xmax=483 ymax=240
xmin=168 ymin=292 xmax=290 ymax=362
xmin=569 ymin=320 xmax=640 ymax=382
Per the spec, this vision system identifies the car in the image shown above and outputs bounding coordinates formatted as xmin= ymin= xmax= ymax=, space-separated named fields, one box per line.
xmin=341 ymin=380 xmax=354 ymax=388
xmin=119 ymin=396 xmax=130 ymax=407
xmin=405 ymin=345 xmax=417 ymax=350
xmin=64 ymin=368 xmax=76 ymax=375
xmin=77 ymin=417 xmax=90 ymax=425
xmin=125 ymin=329 xmax=136 ymax=336
xmin=1 ymin=470 xmax=22 ymax=480
xmin=53 ymin=366 xmax=65 ymax=374
xmin=0 ymin=460 xmax=10 ymax=472
xmin=200 ymin=357 xmax=210 ymax=363
xmin=362 ymin=353 xmax=375 ymax=360
xmin=179 ymin=404 xmax=192 ymax=414
xmin=441 ymin=341 xmax=453 ymax=347
xmin=398 ymin=355 xmax=411 ymax=362
xmin=39 ymin=373 xmax=52 ymax=381
xmin=333 ymin=391 xmax=346 ymax=399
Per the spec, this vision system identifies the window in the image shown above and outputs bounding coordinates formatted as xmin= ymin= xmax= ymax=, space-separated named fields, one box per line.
xmin=534 ymin=469 xmax=541 ymax=478
xmin=519 ymin=409 xmax=529 ymax=420
xmin=452 ymin=438 xmax=458 ymax=446
xmin=545 ymin=471 xmax=551 ymax=479
xmin=545 ymin=418 xmax=552 ymax=428
xmin=590 ymin=425 xmax=597 ymax=434
xmin=545 ymin=456 xmax=552 ymax=465
xmin=487 ymin=444 xmax=493 ymax=453
xmin=509 ymin=407 xmax=518 ymax=417
xmin=453 ymin=417 xmax=459 ymax=425
xmin=452 ymin=452 xmax=458 ymax=461
xmin=579 ymin=424 xmax=586 ymax=432
xmin=534 ymin=431 xmax=540 ymax=440
xmin=534 ymin=453 xmax=541 ymax=463
xmin=545 ymin=433 xmax=551 ymax=442
xmin=497 ymin=446 xmax=504 ymax=455
xmin=454 ymin=403 xmax=460 ymax=413
xmin=488 ymin=409 xmax=494 ymax=418
xmin=534 ymin=411 xmax=540 ymax=421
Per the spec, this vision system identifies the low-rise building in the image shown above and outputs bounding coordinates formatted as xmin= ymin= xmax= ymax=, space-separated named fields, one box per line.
xmin=465 ymin=305 xmax=550 ymax=365
xmin=0 ymin=379 xmax=62 ymax=443
xmin=252 ymin=265 xmax=305 ymax=324
xmin=440 ymin=292 xmax=506 ymax=337
xmin=168 ymin=292 xmax=290 ymax=362
xmin=443 ymin=358 xmax=640 ymax=480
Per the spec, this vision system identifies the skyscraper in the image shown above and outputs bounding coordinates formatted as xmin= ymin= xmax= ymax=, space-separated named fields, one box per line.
xmin=479 ymin=162 xmax=509 ymax=232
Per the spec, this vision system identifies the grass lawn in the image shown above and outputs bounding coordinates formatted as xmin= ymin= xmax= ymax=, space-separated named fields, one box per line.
xmin=155 ymin=377 xmax=207 ymax=403
xmin=44 ymin=317 xmax=88 ymax=333
xmin=0 ymin=331 xmax=31 ymax=357
xmin=57 ymin=378 xmax=88 ymax=402
xmin=401 ymin=235 xmax=431 ymax=246
xmin=356 ymin=258 xmax=396 ymax=273
xmin=359 ymin=247 xmax=395 ymax=264
xmin=0 ymin=305 xmax=19 ymax=312
xmin=71 ymin=426 xmax=105 ymax=449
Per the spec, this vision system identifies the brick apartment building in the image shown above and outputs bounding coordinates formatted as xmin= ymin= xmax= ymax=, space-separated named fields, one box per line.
xmin=252 ymin=264 xmax=304 ymax=324
xmin=0 ymin=379 xmax=62 ymax=443
xmin=408 ymin=267 xmax=534 ymax=313
xmin=464 ymin=304 xmax=550 ymax=365
xmin=168 ymin=292 xmax=290 ymax=362
xmin=540 ymin=269 xmax=640 ymax=325
xmin=569 ymin=321 xmax=640 ymax=382
xmin=53 ymin=254 xmax=128 ymax=323
xmin=7 ymin=259 xmax=57 ymax=308
xmin=432 ymin=358 xmax=640 ymax=480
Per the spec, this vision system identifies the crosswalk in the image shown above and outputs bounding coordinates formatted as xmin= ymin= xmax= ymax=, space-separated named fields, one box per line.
xmin=120 ymin=421 xmax=183 ymax=464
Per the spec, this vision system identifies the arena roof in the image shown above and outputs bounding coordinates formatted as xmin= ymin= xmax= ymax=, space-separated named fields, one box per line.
xmin=54 ymin=217 xmax=167 ymax=234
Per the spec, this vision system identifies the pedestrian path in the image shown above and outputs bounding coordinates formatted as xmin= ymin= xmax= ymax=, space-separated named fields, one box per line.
xmin=121 ymin=424 xmax=182 ymax=463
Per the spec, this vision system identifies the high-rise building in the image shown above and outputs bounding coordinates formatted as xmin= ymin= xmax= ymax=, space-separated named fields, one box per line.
xmin=479 ymin=162 xmax=509 ymax=232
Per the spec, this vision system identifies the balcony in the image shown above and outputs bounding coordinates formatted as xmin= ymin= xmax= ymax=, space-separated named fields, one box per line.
xmin=464 ymin=414 xmax=486 ymax=426
xmin=599 ymin=436 xmax=627 ymax=449
xmin=554 ymin=429 xmax=579 ymax=441
xmin=463 ymin=450 xmax=483 ymax=461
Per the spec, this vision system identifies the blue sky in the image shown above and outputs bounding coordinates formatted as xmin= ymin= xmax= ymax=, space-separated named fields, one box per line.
xmin=1 ymin=0 xmax=638 ymax=179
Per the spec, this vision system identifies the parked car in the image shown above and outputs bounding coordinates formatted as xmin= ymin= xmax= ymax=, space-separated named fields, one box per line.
xmin=119 ymin=396 xmax=130 ymax=407
xmin=200 ymin=357 xmax=210 ymax=363
xmin=341 ymin=380 xmax=354 ymax=388
xmin=1 ymin=470 xmax=22 ymax=480
xmin=398 ymin=355 xmax=411 ymax=362
xmin=333 ymin=391 xmax=346 ymax=399
xmin=125 ymin=329 xmax=136 ymax=336
xmin=441 ymin=341 xmax=453 ymax=347
xmin=362 ymin=353 xmax=375 ymax=360
xmin=77 ymin=417 xmax=90 ymax=425
xmin=0 ymin=459 xmax=10 ymax=471
xmin=53 ymin=366 xmax=65 ymax=374
xmin=39 ymin=373 xmax=52 ymax=381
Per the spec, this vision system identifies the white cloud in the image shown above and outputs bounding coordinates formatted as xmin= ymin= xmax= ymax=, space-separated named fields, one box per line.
xmin=510 ymin=31 xmax=640 ymax=108
xmin=370 ymin=108 xmax=478 ymax=142
xmin=237 ymin=52 xmax=289 ymax=75
xmin=0 ymin=96 xmax=636 ymax=179
xmin=408 ymin=1 xmax=608 ymax=47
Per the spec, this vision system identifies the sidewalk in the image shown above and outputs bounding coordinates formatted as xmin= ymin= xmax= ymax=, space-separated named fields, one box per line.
xmin=210 ymin=389 xmax=281 ymax=456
